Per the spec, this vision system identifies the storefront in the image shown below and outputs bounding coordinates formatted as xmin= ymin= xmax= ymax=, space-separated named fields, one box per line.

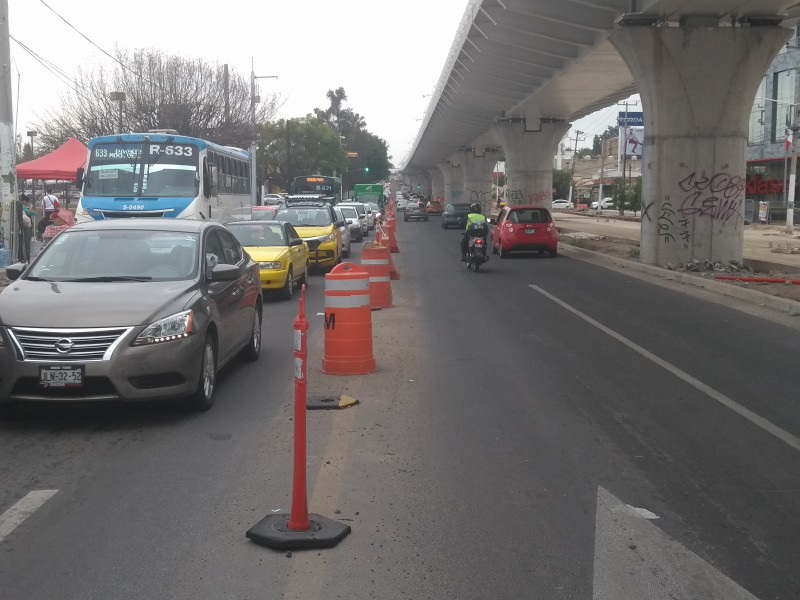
xmin=746 ymin=158 xmax=798 ymax=223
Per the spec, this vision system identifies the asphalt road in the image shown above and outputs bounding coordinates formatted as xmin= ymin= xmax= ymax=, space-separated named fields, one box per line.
xmin=1 ymin=218 xmax=798 ymax=599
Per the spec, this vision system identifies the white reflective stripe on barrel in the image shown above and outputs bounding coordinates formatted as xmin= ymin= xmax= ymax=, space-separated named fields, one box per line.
xmin=325 ymin=279 xmax=369 ymax=291
xmin=361 ymin=259 xmax=389 ymax=265
xmin=369 ymin=276 xmax=391 ymax=283
xmin=325 ymin=294 xmax=371 ymax=308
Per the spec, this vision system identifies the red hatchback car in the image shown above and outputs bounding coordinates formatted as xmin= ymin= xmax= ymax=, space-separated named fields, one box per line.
xmin=426 ymin=200 xmax=443 ymax=215
xmin=492 ymin=205 xmax=558 ymax=258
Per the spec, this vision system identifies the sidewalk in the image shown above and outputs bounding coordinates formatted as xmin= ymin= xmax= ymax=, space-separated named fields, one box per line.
xmin=554 ymin=212 xmax=800 ymax=274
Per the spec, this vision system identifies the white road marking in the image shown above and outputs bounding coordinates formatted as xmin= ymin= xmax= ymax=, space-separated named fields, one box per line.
xmin=0 ymin=490 xmax=59 ymax=543
xmin=529 ymin=285 xmax=800 ymax=454
xmin=594 ymin=487 xmax=760 ymax=599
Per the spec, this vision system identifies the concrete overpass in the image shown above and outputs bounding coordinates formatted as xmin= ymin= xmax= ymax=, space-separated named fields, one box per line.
xmin=400 ymin=0 xmax=800 ymax=266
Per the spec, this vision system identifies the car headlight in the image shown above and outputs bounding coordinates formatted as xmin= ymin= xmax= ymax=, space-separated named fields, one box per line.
xmin=132 ymin=310 xmax=193 ymax=346
xmin=318 ymin=233 xmax=335 ymax=243
xmin=259 ymin=261 xmax=283 ymax=270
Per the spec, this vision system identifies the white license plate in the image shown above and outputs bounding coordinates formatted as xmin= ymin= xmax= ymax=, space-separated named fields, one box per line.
xmin=40 ymin=365 xmax=84 ymax=388
xmin=524 ymin=229 xmax=536 ymax=235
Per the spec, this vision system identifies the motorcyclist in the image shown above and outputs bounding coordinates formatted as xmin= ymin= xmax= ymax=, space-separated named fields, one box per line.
xmin=461 ymin=202 xmax=488 ymax=261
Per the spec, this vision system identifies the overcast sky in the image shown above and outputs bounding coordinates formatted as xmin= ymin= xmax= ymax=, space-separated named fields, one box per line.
xmin=9 ymin=0 xmax=630 ymax=167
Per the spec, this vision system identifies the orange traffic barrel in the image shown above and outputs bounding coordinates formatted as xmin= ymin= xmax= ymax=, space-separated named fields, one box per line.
xmin=385 ymin=218 xmax=400 ymax=253
xmin=322 ymin=263 xmax=376 ymax=375
xmin=360 ymin=242 xmax=393 ymax=309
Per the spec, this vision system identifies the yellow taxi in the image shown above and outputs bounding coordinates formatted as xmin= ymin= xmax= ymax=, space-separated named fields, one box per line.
xmin=225 ymin=220 xmax=309 ymax=300
xmin=274 ymin=197 xmax=342 ymax=270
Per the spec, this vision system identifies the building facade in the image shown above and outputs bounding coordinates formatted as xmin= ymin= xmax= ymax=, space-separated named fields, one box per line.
xmin=747 ymin=26 xmax=800 ymax=220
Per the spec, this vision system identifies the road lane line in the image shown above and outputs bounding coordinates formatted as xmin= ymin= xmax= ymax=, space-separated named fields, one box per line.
xmin=529 ymin=284 xmax=800 ymax=453
xmin=0 ymin=490 xmax=58 ymax=543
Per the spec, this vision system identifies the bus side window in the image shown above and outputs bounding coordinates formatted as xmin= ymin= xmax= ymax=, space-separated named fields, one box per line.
xmin=243 ymin=161 xmax=250 ymax=194
xmin=234 ymin=160 xmax=242 ymax=194
xmin=224 ymin=157 xmax=231 ymax=194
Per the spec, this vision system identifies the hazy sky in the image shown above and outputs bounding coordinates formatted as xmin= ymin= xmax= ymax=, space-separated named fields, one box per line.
xmin=9 ymin=0 xmax=629 ymax=167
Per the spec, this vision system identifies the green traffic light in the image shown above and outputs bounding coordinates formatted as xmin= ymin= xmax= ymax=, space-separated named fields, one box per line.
xmin=365 ymin=167 xmax=370 ymax=173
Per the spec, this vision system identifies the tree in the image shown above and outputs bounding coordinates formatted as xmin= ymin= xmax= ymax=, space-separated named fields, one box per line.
xmin=592 ymin=135 xmax=602 ymax=156
xmin=257 ymin=117 xmax=347 ymax=192
xmin=552 ymin=169 xmax=572 ymax=199
xmin=32 ymin=48 xmax=281 ymax=152
xmin=313 ymin=87 xmax=391 ymax=190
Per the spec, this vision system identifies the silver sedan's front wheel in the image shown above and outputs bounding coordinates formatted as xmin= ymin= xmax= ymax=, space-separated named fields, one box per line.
xmin=187 ymin=337 xmax=216 ymax=412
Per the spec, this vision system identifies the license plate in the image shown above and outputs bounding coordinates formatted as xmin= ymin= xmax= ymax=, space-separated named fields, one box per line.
xmin=39 ymin=365 xmax=84 ymax=388
xmin=525 ymin=229 xmax=536 ymax=235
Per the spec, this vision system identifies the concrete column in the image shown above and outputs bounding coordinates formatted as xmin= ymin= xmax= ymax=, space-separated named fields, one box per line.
xmin=448 ymin=158 xmax=465 ymax=203
xmin=419 ymin=171 xmax=432 ymax=198
xmin=494 ymin=120 xmax=570 ymax=207
xmin=428 ymin=168 xmax=444 ymax=202
xmin=460 ymin=148 xmax=499 ymax=213
xmin=437 ymin=163 xmax=454 ymax=204
xmin=438 ymin=161 xmax=464 ymax=204
xmin=611 ymin=23 xmax=790 ymax=266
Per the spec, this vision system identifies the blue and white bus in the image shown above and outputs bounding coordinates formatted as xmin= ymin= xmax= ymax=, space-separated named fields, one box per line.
xmin=75 ymin=132 xmax=253 ymax=222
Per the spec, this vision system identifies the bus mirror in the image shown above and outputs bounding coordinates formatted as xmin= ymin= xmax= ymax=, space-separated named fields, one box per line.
xmin=75 ymin=167 xmax=84 ymax=188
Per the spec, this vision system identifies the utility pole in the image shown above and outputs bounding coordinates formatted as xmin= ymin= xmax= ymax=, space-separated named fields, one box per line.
xmin=787 ymin=123 xmax=798 ymax=234
xmin=249 ymin=59 xmax=277 ymax=206
xmin=618 ymin=99 xmax=638 ymax=214
xmin=568 ymin=129 xmax=583 ymax=206
xmin=598 ymin=140 xmax=605 ymax=214
xmin=0 ymin=0 xmax=16 ymax=261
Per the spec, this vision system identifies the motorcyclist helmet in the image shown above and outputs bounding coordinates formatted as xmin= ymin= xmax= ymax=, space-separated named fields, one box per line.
xmin=470 ymin=203 xmax=482 ymax=214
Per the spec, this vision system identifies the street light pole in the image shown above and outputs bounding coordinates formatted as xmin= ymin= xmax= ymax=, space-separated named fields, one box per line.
xmin=26 ymin=130 xmax=36 ymax=160
xmin=250 ymin=60 xmax=277 ymax=206
xmin=109 ymin=91 xmax=126 ymax=134
xmin=787 ymin=123 xmax=798 ymax=234
xmin=568 ymin=129 xmax=583 ymax=206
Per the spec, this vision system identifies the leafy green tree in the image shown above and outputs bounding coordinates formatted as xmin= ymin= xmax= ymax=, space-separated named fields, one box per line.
xmin=552 ymin=169 xmax=572 ymax=199
xmin=314 ymin=87 xmax=391 ymax=190
xmin=257 ymin=117 xmax=347 ymax=193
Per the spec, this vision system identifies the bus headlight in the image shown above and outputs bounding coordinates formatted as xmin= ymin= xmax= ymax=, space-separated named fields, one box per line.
xmin=133 ymin=310 xmax=193 ymax=346
xmin=259 ymin=261 xmax=282 ymax=270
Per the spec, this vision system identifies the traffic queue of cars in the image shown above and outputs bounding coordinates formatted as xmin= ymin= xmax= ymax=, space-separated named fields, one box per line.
xmin=0 ymin=195 xmax=381 ymax=414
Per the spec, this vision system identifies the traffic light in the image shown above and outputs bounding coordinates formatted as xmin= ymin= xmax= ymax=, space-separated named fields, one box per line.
xmin=417 ymin=185 xmax=421 ymax=191
xmin=364 ymin=166 xmax=370 ymax=174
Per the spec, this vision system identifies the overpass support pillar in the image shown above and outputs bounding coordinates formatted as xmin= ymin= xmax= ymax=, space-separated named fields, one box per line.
xmin=460 ymin=148 xmax=501 ymax=213
xmin=428 ymin=168 xmax=444 ymax=202
xmin=438 ymin=160 xmax=464 ymax=204
xmin=611 ymin=22 xmax=790 ymax=266
xmin=494 ymin=120 xmax=570 ymax=206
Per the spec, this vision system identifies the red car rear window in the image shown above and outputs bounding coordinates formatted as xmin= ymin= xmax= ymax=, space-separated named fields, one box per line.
xmin=509 ymin=209 xmax=550 ymax=224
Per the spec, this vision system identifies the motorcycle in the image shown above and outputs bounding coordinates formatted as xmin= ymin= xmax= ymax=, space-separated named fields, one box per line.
xmin=466 ymin=230 xmax=489 ymax=272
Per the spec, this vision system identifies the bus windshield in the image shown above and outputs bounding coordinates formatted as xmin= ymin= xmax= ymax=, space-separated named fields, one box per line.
xmin=85 ymin=142 xmax=199 ymax=197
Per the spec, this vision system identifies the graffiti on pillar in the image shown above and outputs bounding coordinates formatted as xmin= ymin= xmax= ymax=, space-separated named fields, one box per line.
xmin=508 ymin=189 xmax=525 ymax=204
xmin=527 ymin=190 xmax=552 ymax=203
xmin=657 ymin=198 xmax=676 ymax=244
xmin=678 ymin=217 xmax=691 ymax=248
xmin=470 ymin=190 xmax=491 ymax=204
xmin=677 ymin=171 xmax=744 ymax=225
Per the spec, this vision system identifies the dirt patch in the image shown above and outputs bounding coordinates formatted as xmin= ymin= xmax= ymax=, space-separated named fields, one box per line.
xmin=559 ymin=233 xmax=800 ymax=303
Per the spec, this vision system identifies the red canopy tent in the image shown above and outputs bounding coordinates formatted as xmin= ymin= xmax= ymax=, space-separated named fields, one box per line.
xmin=16 ymin=136 xmax=88 ymax=181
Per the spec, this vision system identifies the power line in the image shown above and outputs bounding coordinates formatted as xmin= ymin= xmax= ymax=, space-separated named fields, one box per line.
xmin=10 ymin=35 xmax=93 ymax=105
xmin=37 ymin=0 xmax=161 ymax=91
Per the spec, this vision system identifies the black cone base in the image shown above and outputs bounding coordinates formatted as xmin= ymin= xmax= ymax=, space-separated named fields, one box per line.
xmin=246 ymin=513 xmax=351 ymax=550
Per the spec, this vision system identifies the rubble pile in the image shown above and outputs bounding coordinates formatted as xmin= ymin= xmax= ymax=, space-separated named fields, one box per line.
xmin=665 ymin=259 xmax=753 ymax=275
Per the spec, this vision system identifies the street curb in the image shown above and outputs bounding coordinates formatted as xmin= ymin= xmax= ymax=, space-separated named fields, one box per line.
xmin=560 ymin=243 xmax=800 ymax=317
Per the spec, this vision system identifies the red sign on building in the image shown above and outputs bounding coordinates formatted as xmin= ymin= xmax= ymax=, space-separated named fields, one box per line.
xmin=746 ymin=174 xmax=784 ymax=195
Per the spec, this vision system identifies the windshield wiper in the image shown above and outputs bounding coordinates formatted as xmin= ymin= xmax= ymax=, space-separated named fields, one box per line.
xmin=148 ymin=136 xmax=174 ymax=167
xmin=25 ymin=276 xmax=56 ymax=282
xmin=67 ymin=276 xmax=153 ymax=282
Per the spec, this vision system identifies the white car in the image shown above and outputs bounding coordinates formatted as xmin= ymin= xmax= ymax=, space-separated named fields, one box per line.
xmin=333 ymin=207 xmax=352 ymax=258
xmin=396 ymin=198 xmax=409 ymax=212
xmin=551 ymin=199 xmax=574 ymax=210
xmin=338 ymin=202 xmax=369 ymax=236
xmin=590 ymin=197 xmax=615 ymax=210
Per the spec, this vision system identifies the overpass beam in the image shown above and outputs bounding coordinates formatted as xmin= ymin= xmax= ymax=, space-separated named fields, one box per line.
xmin=494 ymin=120 xmax=571 ymax=207
xmin=611 ymin=23 xmax=790 ymax=266
xmin=459 ymin=147 xmax=499 ymax=213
